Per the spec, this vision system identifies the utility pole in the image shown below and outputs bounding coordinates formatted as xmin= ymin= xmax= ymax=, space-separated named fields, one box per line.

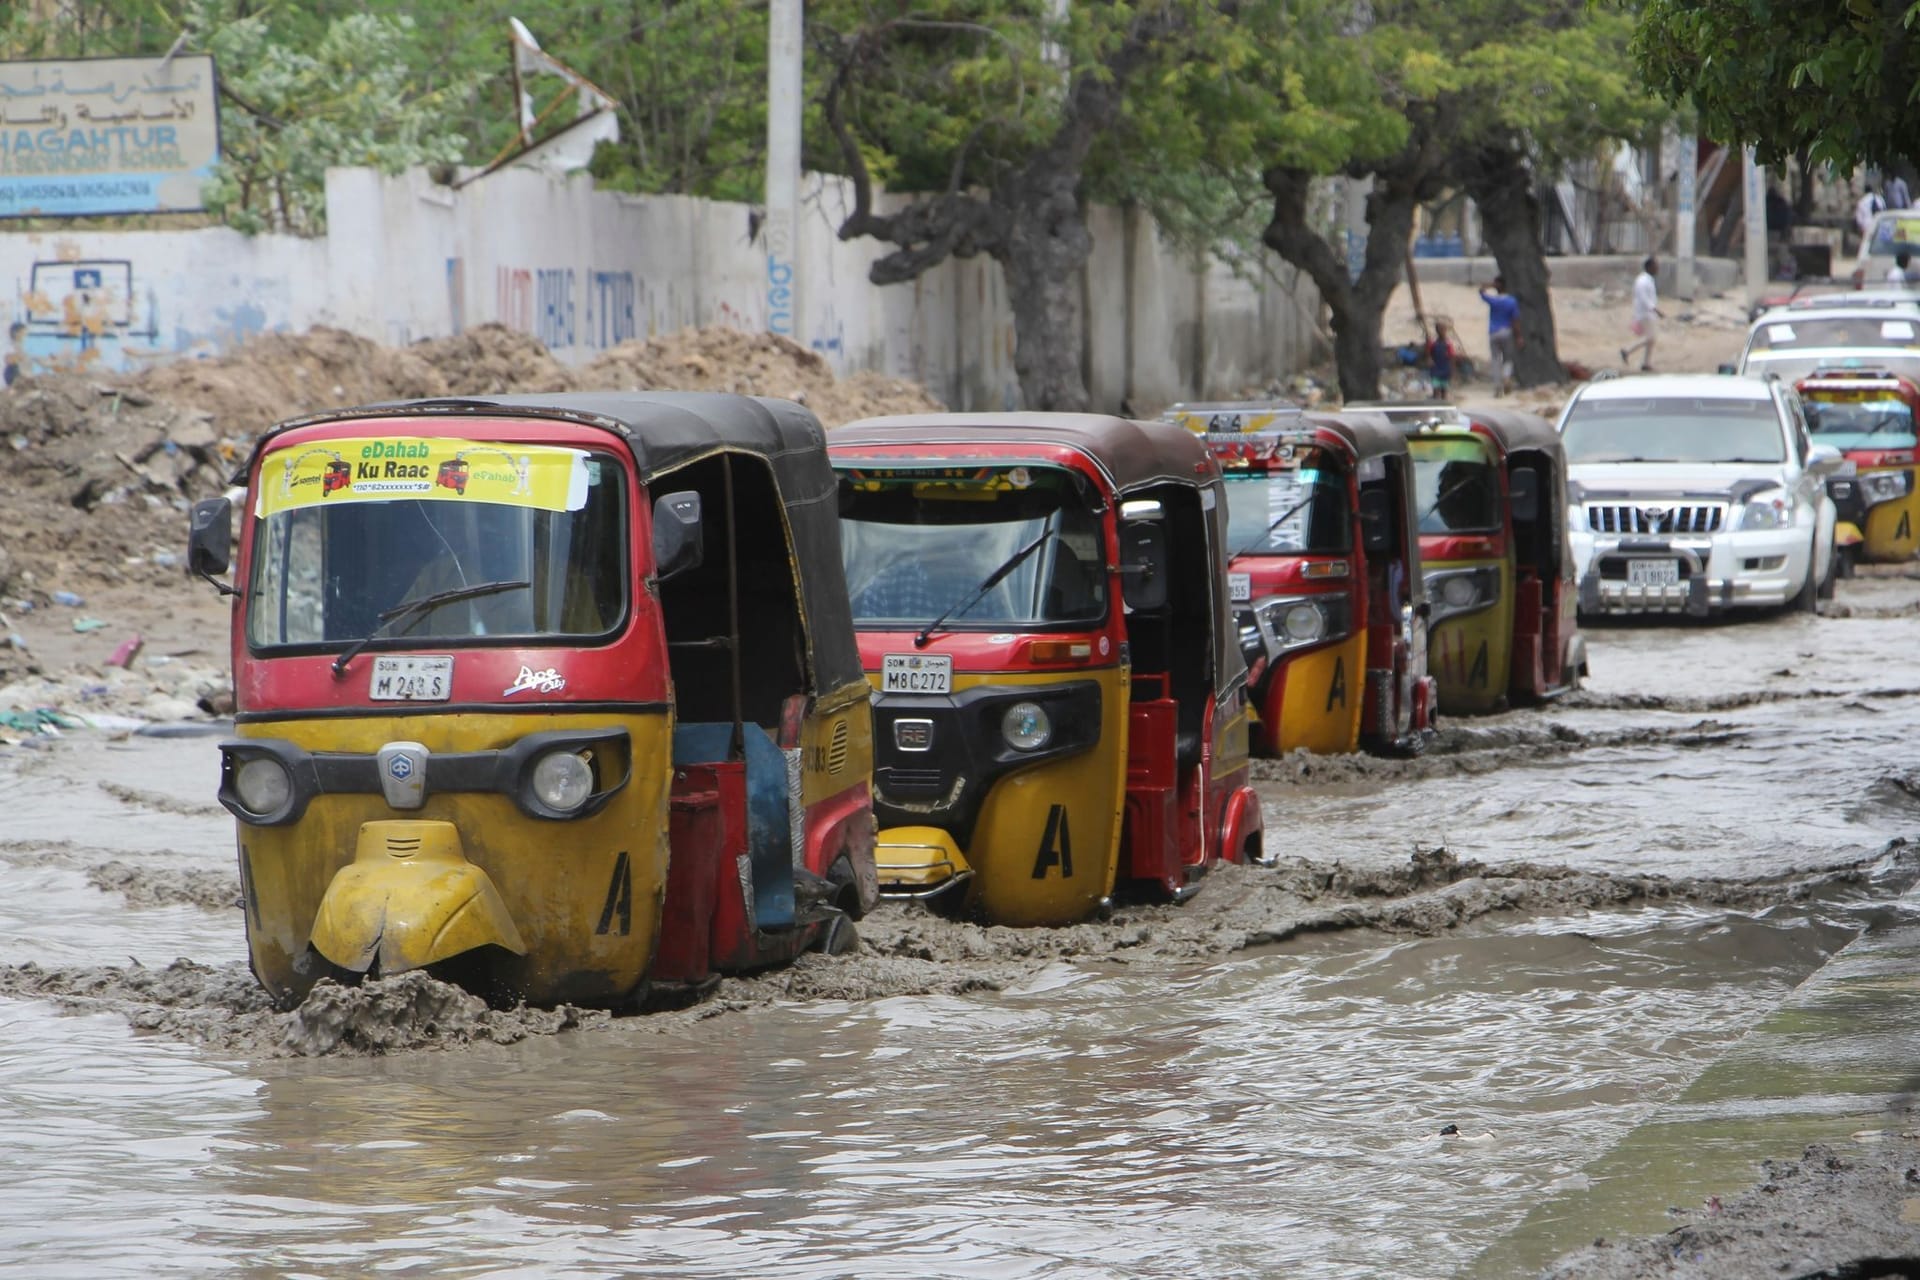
xmin=1675 ymin=131 xmax=1697 ymax=302
xmin=1743 ymin=147 xmax=1767 ymax=310
xmin=765 ymin=0 xmax=803 ymax=345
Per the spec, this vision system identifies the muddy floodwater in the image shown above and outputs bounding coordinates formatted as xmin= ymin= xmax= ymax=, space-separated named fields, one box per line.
xmin=5 ymin=575 xmax=1920 ymax=1277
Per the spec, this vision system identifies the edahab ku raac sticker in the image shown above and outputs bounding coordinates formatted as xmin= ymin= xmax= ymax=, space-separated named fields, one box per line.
xmin=256 ymin=438 xmax=591 ymax=518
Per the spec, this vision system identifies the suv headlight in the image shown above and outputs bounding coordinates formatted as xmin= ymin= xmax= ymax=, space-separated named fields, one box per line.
xmin=1425 ymin=565 xmax=1502 ymax=624
xmin=1739 ymin=488 xmax=1793 ymax=530
xmin=1860 ymin=469 xmax=1913 ymax=505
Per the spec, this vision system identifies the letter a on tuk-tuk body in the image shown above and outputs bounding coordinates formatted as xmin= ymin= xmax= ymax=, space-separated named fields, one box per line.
xmin=1161 ymin=402 xmax=1437 ymax=756
xmin=1795 ymin=368 xmax=1920 ymax=568
xmin=827 ymin=414 xmax=1264 ymax=925
xmin=185 ymin=393 xmax=880 ymax=1008
xmin=1355 ymin=402 xmax=1587 ymax=714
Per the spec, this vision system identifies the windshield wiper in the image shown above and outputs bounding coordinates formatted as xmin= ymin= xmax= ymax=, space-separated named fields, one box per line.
xmin=1234 ymin=493 xmax=1318 ymax=559
xmin=331 ymin=578 xmax=531 ymax=678
xmin=914 ymin=518 xmax=1055 ymax=649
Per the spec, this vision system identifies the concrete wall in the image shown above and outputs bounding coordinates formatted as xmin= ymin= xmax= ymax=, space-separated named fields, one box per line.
xmin=2 ymin=164 xmax=1325 ymax=413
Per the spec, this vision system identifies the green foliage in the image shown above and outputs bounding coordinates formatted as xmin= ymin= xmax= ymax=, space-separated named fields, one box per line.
xmin=1634 ymin=0 xmax=1920 ymax=168
xmin=194 ymin=2 xmax=472 ymax=234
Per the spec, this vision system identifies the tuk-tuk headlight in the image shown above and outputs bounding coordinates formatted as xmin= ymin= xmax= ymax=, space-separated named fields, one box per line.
xmin=1426 ymin=566 xmax=1501 ymax=624
xmin=234 ymin=757 xmax=292 ymax=817
xmin=1860 ymin=470 xmax=1912 ymax=504
xmin=531 ymin=750 xmax=594 ymax=813
xmin=1281 ymin=603 xmax=1325 ymax=642
xmin=1002 ymin=701 xmax=1053 ymax=752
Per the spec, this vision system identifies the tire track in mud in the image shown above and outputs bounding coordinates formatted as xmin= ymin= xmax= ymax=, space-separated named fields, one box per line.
xmin=3 ymin=844 xmax=1912 ymax=1060
xmin=93 ymin=781 xmax=227 ymax=819
xmin=0 ymin=841 xmax=238 ymax=910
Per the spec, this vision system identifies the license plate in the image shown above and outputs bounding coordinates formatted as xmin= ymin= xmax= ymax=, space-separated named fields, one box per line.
xmin=369 ymin=655 xmax=454 ymax=702
xmin=1228 ymin=572 xmax=1252 ymax=603
xmin=882 ymin=653 xmax=952 ymax=694
xmin=1626 ymin=559 xmax=1679 ymax=587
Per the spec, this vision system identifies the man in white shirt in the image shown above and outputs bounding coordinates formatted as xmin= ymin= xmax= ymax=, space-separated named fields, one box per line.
xmin=1620 ymin=256 xmax=1662 ymax=372
xmin=1890 ymin=252 xmax=1912 ymax=285
xmin=1857 ymin=185 xmax=1886 ymax=237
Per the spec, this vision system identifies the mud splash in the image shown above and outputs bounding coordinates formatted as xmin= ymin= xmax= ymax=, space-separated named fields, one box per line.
xmin=9 ymin=847 xmax=1911 ymax=1058
xmin=1540 ymin=1135 xmax=1920 ymax=1279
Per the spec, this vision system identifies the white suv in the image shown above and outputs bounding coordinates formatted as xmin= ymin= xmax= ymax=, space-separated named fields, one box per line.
xmin=1556 ymin=375 xmax=1842 ymax=615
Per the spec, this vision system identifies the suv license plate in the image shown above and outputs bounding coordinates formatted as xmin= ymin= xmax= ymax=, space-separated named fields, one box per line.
xmin=882 ymin=654 xmax=952 ymax=694
xmin=1626 ymin=559 xmax=1680 ymax=587
xmin=369 ymin=655 xmax=454 ymax=701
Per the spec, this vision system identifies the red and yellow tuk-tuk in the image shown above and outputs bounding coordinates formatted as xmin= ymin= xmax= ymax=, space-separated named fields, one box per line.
xmin=1795 ymin=368 xmax=1920 ymax=567
xmin=828 ymin=414 xmax=1263 ymax=925
xmin=1161 ymin=402 xmax=1437 ymax=756
xmin=1354 ymin=402 xmax=1586 ymax=713
xmin=186 ymin=392 xmax=879 ymax=1008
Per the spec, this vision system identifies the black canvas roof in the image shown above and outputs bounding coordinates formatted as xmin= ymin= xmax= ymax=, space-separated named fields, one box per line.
xmin=831 ymin=413 xmax=1218 ymax=496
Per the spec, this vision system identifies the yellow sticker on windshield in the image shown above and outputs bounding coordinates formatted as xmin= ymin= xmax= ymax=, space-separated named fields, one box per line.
xmin=255 ymin=438 xmax=590 ymax=518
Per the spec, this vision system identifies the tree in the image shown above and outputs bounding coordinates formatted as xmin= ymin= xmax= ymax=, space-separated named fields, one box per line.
xmin=813 ymin=2 xmax=1201 ymax=411
xmin=1443 ymin=5 xmax=1668 ymax=387
xmin=1634 ymin=0 xmax=1920 ymax=169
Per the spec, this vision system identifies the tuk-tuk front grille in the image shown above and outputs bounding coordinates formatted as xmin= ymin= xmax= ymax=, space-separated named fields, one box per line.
xmin=1587 ymin=502 xmax=1725 ymax=535
xmin=880 ymin=767 xmax=946 ymax=795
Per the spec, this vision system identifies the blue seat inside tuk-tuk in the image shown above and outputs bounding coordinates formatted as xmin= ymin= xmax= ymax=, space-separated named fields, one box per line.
xmin=671 ymin=722 xmax=795 ymax=931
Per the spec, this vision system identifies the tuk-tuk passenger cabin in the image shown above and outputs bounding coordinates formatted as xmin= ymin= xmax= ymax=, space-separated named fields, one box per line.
xmin=829 ymin=414 xmax=1263 ymax=926
xmin=1162 ymin=401 xmax=1436 ymax=756
xmin=1356 ymin=401 xmax=1585 ymax=713
xmin=189 ymin=392 xmax=879 ymax=1008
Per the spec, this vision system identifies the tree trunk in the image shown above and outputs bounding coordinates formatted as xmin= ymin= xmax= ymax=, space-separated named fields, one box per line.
xmin=996 ymin=161 xmax=1096 ymax=410
xmin=1459 ymin=145 xmax=1562 ymax=388
xmin=1263 ymin=166 xmax=1425 ymax=404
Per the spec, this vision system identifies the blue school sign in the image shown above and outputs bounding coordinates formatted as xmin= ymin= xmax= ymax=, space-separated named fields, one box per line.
xmin=0 ymin=54 xmax=220 ymax=217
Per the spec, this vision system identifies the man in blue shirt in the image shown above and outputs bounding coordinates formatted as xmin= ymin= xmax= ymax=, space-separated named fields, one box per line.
xmin=1479 ymin=276 xmax=1519 ymax=396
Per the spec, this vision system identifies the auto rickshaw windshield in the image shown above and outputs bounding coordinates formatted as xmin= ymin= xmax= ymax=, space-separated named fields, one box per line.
xmin=1803 ymin=393 xmax=1920 ymax=448
xmin=247 ymin=448 xmax=628 ymax=649
xmin=838 ymin=464 xmax=1107 ymax=628
xmin=1219 ymin=449 xmax=1352 ymax=555
xmin=1411 ymin=439 xmax=1503 ymax=534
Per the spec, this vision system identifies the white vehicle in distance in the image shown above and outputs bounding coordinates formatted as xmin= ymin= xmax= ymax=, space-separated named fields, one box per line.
xmin=1557 ymin=375 xmax=1842 ymax=616
xmin=1732 ymin=297 xmax=1920 ymax=385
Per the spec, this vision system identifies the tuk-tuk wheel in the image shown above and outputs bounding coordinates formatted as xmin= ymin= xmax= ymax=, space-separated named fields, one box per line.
xmin=820 ymin=912 xmax=860 ymax=956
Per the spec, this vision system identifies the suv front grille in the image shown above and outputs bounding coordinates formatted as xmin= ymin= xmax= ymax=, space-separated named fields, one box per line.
xmin=1587 ymin=502 xmax=1726 ymax=535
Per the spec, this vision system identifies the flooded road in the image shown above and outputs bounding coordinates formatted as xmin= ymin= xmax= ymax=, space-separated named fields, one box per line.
xmin=4 ymin=574 xmax=1920 ymax=1278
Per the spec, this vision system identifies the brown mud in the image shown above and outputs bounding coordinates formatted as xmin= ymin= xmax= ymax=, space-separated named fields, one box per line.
xmin=1541 ymin=1136 xmax=1920 ymax=1279
xmin=5 ymin=847 xmax=1909 ymax=1059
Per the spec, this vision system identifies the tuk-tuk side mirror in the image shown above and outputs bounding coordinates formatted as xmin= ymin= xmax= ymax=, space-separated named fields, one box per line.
xmin=1508 ymin=464 xmax=1541 ymax=525
xmin=187 ymin=496 xmax=240 ymax=596
xmin=1357 ymin=486 xmax=1394 ymax=555
xmin=652 ymin=490 xmax=704 ymax=582
xmin=1117 ymin=518 xmax=1170 ymax=612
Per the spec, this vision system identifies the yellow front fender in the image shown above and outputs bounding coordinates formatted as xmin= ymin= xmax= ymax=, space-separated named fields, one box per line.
xmin=875 ymin=825 xmax=973 ymax=895
xmin=309 ymin=820 xmax=527 ymax=977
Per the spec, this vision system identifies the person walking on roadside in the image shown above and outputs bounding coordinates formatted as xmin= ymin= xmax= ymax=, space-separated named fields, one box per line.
xmin=1888 ymin=173 xmax=1912 ymax=210
xmin=1427 ymin=320 xmax=1454 ymax=400
xmin=1478 ymin=277 xmax=1519 ymax=396
xmin=1890 ymin=252 xmax=1913 ymax=285
xmin=1856 ymin=184 xmax=1886 ymax=239
xmin=1621 ymin=256 xmax=1663 ymax=372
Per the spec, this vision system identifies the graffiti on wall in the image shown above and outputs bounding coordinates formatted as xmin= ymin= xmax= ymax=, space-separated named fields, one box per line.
xmin=492 ymin=264 xmax=641 ymax=352
xmin=7 ymin=256 xmax=158 ymax=380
